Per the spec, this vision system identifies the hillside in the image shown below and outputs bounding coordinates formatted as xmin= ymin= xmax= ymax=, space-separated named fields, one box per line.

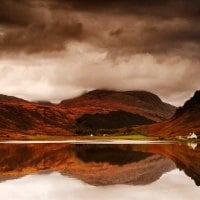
xmin=141 ymin=91 xmax=200 ymax=137
xmin=0 ymin=90 xmax=176 ymax=139
xmin=76 ymin=110 xmax=155 ymax=130
xmin=61 ymin=90 xmax=176 ymax=122
xmin=0 ymin=99 xmax=71 ymax=138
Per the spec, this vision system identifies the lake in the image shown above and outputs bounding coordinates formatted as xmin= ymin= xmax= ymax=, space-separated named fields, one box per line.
xmin=0 ymin=140 xmax=199 ymax=200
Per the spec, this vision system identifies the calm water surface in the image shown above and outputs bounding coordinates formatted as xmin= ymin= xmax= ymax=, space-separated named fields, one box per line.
xmin=0 ymin=140 xmax=199 ymax=200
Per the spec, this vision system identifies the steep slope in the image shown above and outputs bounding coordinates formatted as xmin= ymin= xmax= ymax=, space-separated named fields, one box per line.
xmin=142 ymin=90 xmax=200 ymax=137
xmin=0 ymin=98 xmax=71 ymax=138
xmin=0 ymin=90 xmax=176 ymax=139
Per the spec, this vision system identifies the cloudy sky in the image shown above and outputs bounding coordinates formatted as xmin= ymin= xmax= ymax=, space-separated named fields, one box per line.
xmin=0 ymin=0 xmax=200 ymax=106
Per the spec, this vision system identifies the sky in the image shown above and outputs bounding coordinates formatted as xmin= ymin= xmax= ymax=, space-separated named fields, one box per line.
xmin=0 ymin=0 xmax=200 ymax=106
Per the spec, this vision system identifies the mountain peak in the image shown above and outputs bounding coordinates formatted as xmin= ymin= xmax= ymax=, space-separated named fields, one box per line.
xmin=60 ymin=89 xmax=176 ymax=122
xmin=82 ymin=89 xmax=163 ymax=102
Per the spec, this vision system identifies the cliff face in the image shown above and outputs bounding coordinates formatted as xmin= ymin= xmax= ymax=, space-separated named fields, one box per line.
xmin=0 ymin=90 xmax=176 ymax=139
xmin=143 ymin=90 xmax=200 ymax=137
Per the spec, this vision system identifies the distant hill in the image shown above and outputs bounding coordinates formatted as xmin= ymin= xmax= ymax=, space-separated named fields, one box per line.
xmin=0 ymin=90 xmax=176 ymax=139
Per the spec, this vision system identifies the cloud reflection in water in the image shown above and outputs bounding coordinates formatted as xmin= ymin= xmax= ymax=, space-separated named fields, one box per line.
xmin=0 ymin=169 xmax=199 ymax=200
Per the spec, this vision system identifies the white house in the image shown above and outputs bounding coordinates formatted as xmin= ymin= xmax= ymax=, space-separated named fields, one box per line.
xmin=187 ymin=132 xmax=198 ymax=140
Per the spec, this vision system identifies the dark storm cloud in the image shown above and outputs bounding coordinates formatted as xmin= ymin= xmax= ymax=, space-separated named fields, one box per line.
xmin=109 ymin=28 xmax=123 ymax=37
xmin=0 ymin=0 xmax=47 ymax=28
xmin=0 ymin=21 xmax=83 ymax=53
xmin=0 ymin=0 xmax=200 ymax=106
xmin=0 ymin=0 xmax=200 ymax=54
xmin=54 ymin=0 xmax=200 ymax=18
xmin=0 ymin=0 xmax=83 ymax=53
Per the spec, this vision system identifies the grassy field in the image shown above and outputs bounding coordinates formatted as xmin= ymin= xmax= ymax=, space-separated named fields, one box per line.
xmin=25 ymin=134 xmax=67 ymax=140
xmin=89 ymin=134 xmax=148 ymax=140
xmin=24 ymin=134 xmax=157 ymax=141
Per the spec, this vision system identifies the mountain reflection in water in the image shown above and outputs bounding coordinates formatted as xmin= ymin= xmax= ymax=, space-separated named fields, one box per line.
xmin=0 ymin=142 xmax=199 ymax=199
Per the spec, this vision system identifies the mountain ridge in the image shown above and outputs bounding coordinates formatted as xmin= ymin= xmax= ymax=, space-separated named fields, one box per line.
xmin=0 ymin=90 xmax=176 ymax=139
xmin=61 ymin=89 xmax=176 ymax=122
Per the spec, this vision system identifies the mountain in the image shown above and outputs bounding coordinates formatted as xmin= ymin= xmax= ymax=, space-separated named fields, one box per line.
xmin=61 ymin=90 xmax=176 ymax=122
xmin=0 ymin=97 xmax=72 ymax=138
xmin=142 ymin=90 xmax=200 ymax=137
xmin=0 ymin=90 xmax=176 ymax=139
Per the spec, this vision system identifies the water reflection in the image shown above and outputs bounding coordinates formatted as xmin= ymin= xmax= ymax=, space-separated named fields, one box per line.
xmin=0 ymin=142 xmax=200 ymax=199
xmin=187 ymin=141 xmax=198 ymax=150
xmin=0 ymin=170 xmax=199 ymax=200
xmin=0 ymin=142 xmax=199 ymax=186
xmin=0 ymin=142 xmax=199 ymax=195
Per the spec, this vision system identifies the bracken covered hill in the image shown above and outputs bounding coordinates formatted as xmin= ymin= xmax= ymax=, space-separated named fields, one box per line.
xmin=0 ymin=90 xmax=176 ymax=139
xmin=61 ymin=90 xmax=176 ymax=122
xmin=142 ymin=90 xmax=200 ymax=137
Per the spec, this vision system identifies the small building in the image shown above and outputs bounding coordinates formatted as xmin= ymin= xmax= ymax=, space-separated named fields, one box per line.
xmin=187 ymin=132 xmax=198 ymax=140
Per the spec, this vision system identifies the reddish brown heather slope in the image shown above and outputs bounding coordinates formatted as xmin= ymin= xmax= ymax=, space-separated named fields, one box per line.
xmin=0 ymin=90 xmax=176 ymax=139
xmin=140 ymin=90 xmax=200 ymax=137
xmin=61 ymin=90 xmax=176 ymax=122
